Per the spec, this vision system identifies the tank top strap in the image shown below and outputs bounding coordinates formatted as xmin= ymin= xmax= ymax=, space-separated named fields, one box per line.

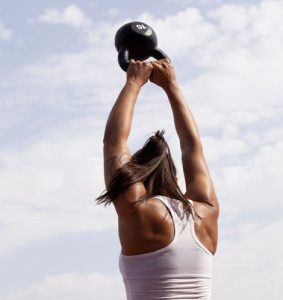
xmin=152 ymin=195 xmax=189 ymax=235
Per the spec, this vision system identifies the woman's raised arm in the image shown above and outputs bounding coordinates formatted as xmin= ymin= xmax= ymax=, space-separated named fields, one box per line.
xmin=103 ymin=60 xmax=153 ymax=188
xmin=150 ymin=60 xmax=219 ymax=215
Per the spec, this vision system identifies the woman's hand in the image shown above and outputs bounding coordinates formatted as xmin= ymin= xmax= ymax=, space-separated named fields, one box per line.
xmin=126 ymin=59 xmax=153 ymax=88
xmin=150 ymin=59 xmax=178 ymax=92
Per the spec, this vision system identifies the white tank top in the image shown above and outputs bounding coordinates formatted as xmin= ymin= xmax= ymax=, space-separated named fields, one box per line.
xmin=119 ymin=195 xmax=213 ymax=300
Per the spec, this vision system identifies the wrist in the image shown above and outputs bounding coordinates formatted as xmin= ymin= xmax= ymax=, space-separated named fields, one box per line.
xmin=125 ymin=79 xmax=143 ymax=90
xmin=164 ymin=81 xmax=179 ymax=94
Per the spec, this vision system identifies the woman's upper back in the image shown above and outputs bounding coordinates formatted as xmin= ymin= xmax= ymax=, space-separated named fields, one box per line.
xmin=117 ymin=189 xmax=217 ymax=256
xmin=119 ymin=195 xmax=213 ymax=300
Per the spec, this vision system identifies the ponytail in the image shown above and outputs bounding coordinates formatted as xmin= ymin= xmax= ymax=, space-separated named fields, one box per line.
xmin=96 ymin=130 xmax=193 ymax=218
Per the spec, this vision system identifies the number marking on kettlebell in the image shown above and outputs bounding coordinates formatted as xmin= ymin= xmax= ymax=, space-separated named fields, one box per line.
xmin=136 ymin=24 xmax=147 ymax=30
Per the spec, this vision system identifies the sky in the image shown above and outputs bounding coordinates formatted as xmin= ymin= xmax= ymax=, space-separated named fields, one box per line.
xmin=0 ymin=0 xmax=283 ymax=299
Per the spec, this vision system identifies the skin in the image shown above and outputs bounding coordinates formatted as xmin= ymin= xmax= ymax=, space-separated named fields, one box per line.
xmin=103 ymin=59 xmax=219 ymax=256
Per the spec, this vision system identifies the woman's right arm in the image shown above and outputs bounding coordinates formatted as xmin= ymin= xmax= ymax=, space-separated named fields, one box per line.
xmin=150 ymin=60 xmax=219 ymax=216
xmin=151 ymin=60 xmax=219 ymax=254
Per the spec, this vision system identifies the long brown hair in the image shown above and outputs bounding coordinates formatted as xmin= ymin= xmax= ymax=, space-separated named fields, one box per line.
xmin=96 ymin=130 xmax=193 ymax=218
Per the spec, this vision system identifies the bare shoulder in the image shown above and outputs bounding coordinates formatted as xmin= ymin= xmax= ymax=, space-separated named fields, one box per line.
xmin=114 ymin=188 xmax=172 ymax=225
xmin=112 ymin=182 xmax=146 ymax=217
xmin=144 ymin=197 xmax=174 ymax=225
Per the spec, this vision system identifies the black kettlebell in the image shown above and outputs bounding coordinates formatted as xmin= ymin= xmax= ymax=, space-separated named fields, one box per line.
xmin=115 ymin=21 xmax=170 ymax=72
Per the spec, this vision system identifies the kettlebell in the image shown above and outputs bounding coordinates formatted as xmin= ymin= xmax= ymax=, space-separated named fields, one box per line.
xmin=115 ymin=21 xmax=170 ymax=72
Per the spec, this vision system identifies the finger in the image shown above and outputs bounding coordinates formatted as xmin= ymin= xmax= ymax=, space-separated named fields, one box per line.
xmin=151 ymin=61 xmax=163 ymax=69
xmin=154 ymin=60 xmax=164 ymax=65
xmin=157 ymin=60 xmax=169 ymax=68
xmin=143 ymin=61 xmax=152 ymax=66
xmin=159 ymin=59 xmax=170 ymax=64
xmin=159 ymin=59 xmax=172 ymax=68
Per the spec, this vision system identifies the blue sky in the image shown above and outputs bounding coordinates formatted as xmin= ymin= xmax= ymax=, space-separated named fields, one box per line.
xmin=0 ymin=0 xmax=283 ymax=299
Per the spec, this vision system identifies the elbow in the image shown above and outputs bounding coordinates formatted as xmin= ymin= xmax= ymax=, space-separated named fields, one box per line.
xmin=103 ymin=136 xmax=117 ymax=147
xmin=201 ymin=193 xmax=219 ymax=212
xmin=186 ymin=184 xmax=219 ymax=209
xmin=103 ymin=128 xmax=118 ymax=145
xmin=201 ymin=185 xmax=219 ymax=209
xmin=181 ymin=139 xmax=203 ymax=152
xmin=103 ymin=131 xmax=125 ymax=147
xmin=103 ymin=135 xmax=112 ymax=145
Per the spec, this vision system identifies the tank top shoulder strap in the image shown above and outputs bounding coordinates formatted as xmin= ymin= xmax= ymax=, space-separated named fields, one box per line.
xmin=152 ymin=195 xmax=188 ymax=235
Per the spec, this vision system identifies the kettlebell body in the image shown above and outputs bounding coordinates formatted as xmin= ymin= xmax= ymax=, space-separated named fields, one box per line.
xmin=115 ymin=21 xmax=170 ymax=71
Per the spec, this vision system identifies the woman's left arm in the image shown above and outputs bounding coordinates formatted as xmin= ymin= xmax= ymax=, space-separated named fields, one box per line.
xmin=103 ymin=60 xmax=153 ymax=188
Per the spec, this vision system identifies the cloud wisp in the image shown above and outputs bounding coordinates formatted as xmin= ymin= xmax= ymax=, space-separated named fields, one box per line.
xmin=37 ymin=5 xmax=92 ymax=31
xmin=0 ymin=22 xmax=13 ymax=41
xmin=1 ymin=272 xmax=125 ymax=300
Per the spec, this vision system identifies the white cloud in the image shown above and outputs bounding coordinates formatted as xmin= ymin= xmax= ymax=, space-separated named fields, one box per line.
xmin=213 ymin=141 xmax=283 ymax=214
xmin=213 ymin=219 xmax=283 ymax=300
xmin=0 ymin=272 xmax=125 ymax=300
xmin=202 ymin=136 xmax=250 ymax=161
xmin=0 ymin=22 xmax=13 ymax=40
xmin=0 ymin=119 xmax=117 ymax=256
xmin=138 ymin=9 xmax=217 ymax=59
xmin=38 ymin=5 xmax=92 ymax=31
xmin=165 ymin=0 xmax=219 ymax=7
xmin=207 ymin=4 xmax=250 ymax=32
xmin=108 ymin=8 xmax=120 ymax=17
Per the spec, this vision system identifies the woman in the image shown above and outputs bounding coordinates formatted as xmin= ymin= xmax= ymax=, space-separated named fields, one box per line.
xmin=97 ymin=59 xmax=219 ymax=299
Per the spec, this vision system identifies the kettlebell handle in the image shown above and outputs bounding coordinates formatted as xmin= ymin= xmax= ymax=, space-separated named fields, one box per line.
xmin=118 ymin=47 xmax=171 ymax=72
